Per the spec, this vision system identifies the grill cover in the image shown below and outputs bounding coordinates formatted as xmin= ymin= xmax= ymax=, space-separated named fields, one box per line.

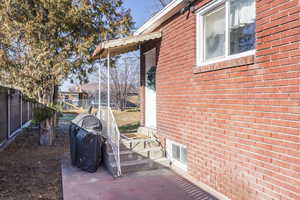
xmin=69 ymin=113 xmax=103 ymax=172
xmin=76 ymin=129 xmax=102 ymax=173
xmin=72 ymin=114 xmax=102 ymax=131
xmin=69 ymin=124 xmax=80 ymax=165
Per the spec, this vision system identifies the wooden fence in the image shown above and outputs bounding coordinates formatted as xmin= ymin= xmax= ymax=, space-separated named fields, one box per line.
xmin=0 ymin=86 xmax=36 ymax=150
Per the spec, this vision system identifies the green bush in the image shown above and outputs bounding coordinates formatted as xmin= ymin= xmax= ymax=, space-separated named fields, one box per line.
xmin=48 ymin=103 xmax=63 ymax=113
xmin=33 ymin=106 xmax=55 ymax=123
xmin=126 ymin=108 xmax=140 ymax=112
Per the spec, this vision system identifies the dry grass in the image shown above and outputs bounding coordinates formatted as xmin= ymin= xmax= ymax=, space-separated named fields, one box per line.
xmin=113 ymin=109 xmax=140 ymax=133
xmin=63 ymin=109 xmax=84 ymax=114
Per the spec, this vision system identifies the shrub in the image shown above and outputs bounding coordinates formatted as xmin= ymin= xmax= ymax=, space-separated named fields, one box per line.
xmin=33 ymin=106 xmax=55 ymax=123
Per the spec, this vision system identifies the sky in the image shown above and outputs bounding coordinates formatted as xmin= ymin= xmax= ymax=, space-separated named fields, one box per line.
xmin=61 ymin=0 xmax=160 ymax=91
xmin=124 ymin=0 xmax=159 ymax=29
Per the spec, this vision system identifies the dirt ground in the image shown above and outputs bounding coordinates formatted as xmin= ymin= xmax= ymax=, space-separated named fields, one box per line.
xmin=0 ymin=114 xmax=75 ymax=200
xmin=0 ymin=110 xmax=139 ymax=199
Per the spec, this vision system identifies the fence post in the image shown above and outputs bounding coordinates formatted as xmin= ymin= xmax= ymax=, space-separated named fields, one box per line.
xmin=27 ymin=101 xmax=30 ymax=121
xmin=20 ymin=93 xmax=22 ymax=128
xmin=0 ymin=87 xmax=8 ymax=146
xmin=7 ymin=89 xmax=11 ymax=138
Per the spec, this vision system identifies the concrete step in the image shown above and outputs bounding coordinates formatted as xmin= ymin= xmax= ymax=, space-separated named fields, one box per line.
xmin=112 ymin=158 xmax=171 ymax=175
xmin=103 ymin=138 xmax=169 ymax=176
xmin=120 ymin=138 xmax=161 ymax=151
xmin=104 ymin=138 xmax=161 ymax=153
xmin=106 ymin=147 xmax=166 ymax=162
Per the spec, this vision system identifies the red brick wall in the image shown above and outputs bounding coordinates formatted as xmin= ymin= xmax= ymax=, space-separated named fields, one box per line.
xmin=141 ymin=0 xmax=300 ymax=199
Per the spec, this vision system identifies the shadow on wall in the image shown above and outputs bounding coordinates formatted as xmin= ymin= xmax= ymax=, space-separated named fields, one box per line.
xmin=192 ymin=162 xmax=254 ymax=199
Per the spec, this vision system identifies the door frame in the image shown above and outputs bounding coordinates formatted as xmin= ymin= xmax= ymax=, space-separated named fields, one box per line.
xmin=143 ymin=48 xmax=157 ymax=129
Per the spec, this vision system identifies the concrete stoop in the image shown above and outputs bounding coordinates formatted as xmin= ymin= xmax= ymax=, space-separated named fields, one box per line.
xmin=103 ymin=137 xmax=171 ymax=176
xmin=137 ymin=127 xmax=157 ymax=138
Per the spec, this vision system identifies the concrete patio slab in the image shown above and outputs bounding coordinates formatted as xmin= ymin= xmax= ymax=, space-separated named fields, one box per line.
xmin=62 ymin=153 xmax=218 ymax=200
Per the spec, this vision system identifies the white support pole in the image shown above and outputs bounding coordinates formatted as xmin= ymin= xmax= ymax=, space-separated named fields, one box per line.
xmin=107 ymin=51 xmax=110 ymax=109
xmin=107 ymin=51 xmax=110 ymax=137
xmin=98 ymin=62 xmax=101 ymax=116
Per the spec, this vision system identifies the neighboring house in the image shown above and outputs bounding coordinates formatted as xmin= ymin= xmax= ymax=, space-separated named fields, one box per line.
xmin=68 ymin=82 xmax=139 ymax=109
xmin=58 ymin=90 xmax=89 ymax=107
xmin=93 ymin=0 xmax=299 ymax=199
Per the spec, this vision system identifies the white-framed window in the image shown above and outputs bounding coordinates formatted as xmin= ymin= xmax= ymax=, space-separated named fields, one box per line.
xmin=166 ymin=139 xmax=187 ymax=171
xmin=196 ymin=0 xmax=256 ymax=66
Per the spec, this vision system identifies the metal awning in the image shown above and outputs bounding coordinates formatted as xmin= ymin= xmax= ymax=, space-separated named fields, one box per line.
xmin=92 ymin=32 xmax=162 ymax=58
xmin=93 ymin=33 xmax=162 ymax=160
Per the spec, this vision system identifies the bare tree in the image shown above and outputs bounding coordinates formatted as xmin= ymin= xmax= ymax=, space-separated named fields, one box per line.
xmin=110 ymin=56 xmax=139 ymax=110
xmin=95 ymin=54 xmax=139 ymax=110
xmin=158 ymin=0 xmax=168 ymax=7
xmin=149 ymin=0 xmax=173 ymax=16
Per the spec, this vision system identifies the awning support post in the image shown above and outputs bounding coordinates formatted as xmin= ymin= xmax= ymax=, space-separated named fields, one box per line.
xmin=107 ymin=51 xmax=110 ymax=109
xmin=98 ymin=61 xmax=101 ymax=116
xmin=107 ymin=50 xmax=110 ymax=137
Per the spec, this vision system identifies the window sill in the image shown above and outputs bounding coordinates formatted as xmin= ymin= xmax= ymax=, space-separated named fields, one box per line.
xmin=193 ymin=54 xmax=255 ymax=74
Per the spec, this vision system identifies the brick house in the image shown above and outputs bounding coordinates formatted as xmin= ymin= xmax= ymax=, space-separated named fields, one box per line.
xmin=93 ymin=0 xmax=300 ymax=199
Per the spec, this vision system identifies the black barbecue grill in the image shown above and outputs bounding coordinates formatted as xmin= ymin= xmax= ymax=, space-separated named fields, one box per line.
xmin=69 ymin=113 xmax=103 ymax=173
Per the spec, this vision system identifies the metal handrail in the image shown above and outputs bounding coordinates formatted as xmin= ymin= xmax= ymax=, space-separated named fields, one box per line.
xmin=98 ymin=107 xmax=121 ymax=177
xmin=109 ymin=108 xmax=121 ymax=176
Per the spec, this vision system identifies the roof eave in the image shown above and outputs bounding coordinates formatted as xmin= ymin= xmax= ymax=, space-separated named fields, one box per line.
xmin=92 ymin=32 xmax=162 ymax=58
xmin=134 ymin=0 xmax=185 ymax=35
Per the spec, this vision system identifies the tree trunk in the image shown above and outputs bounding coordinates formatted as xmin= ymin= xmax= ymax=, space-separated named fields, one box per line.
xmin=53 ymin=85 xmax=59 ymax=104
xmin=39 ymin=89 xmax=57 ymax=146
xmin=39 ymin=117 xmax=55 ymax=146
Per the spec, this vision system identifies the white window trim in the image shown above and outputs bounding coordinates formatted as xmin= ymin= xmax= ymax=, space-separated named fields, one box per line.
xmin=166 ymin=139 xmax=187 ymax=171
xmin=196 ymin=0 xmax=256 ymax=67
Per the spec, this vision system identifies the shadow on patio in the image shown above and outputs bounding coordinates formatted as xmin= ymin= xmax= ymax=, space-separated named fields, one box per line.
xmin=62 ymin=153 xmax=218 ymax=200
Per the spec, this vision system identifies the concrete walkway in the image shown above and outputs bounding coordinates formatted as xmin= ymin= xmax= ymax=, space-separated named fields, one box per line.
xmin=62 ymin=154 xmax=218 ymax=200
